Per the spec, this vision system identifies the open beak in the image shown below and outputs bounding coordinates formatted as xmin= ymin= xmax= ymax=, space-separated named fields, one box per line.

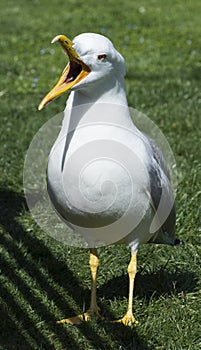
xmin=38 ymin=35 xmax=90 ymax=110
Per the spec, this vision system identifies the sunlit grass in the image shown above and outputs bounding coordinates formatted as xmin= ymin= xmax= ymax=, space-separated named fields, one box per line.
xmin=0 ymin=0 xmax=200 ymax=349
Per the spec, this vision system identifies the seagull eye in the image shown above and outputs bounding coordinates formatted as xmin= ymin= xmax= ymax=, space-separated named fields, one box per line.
xmin=98 ymin=54 xmax=107 ymax=61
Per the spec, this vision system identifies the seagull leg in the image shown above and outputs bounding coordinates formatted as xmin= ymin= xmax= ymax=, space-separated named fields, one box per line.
xmin=57 ymin=248 xmax=100 ymax=325
xmin=115 ymin=252 xmax=139 ymax=326
xmin=83 ymin=248 xmax=100 ymax=321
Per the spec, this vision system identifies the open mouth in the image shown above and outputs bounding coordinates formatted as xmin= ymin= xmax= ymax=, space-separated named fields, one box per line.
xmin=38 ymin=34 xmax=90 ymax=110
xmin=65 ymin=60 xmax=83 ymax=84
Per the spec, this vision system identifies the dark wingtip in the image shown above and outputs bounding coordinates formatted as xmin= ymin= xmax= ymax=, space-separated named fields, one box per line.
xmin=174 ymin=238 xmax=183 ymax=246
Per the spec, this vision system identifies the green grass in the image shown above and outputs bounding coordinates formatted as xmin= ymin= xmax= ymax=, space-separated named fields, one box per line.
xmin=0 ymin=0 xmax=200 ymax=349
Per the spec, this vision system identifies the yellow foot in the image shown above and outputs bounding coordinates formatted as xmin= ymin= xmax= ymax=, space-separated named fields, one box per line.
xmin=57 ymin=308 xmax=101 ymax=326
xmin=113 ymin=312 xmax=139 ymax=327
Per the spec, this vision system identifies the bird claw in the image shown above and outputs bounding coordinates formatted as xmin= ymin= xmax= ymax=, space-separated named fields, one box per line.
xmin=57 ymin=308 xmax=102 ymax=325
xmin=57 ymin=314 xmax=84 ymax=325
xmin=112 ymin=312 xmax=139 ymax=327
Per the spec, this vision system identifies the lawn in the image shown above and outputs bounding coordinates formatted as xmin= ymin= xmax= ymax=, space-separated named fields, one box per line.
xmin=0 ymin=0 xmax=200 ymax=349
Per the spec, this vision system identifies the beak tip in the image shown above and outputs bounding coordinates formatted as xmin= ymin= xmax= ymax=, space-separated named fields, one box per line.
xmin=51 ymin=37 xmax=58 ymax=44
xmin=38 ymin=102 xmax=44 ymax=111
xmin=51 ymin=34 xmax=64 ymax=44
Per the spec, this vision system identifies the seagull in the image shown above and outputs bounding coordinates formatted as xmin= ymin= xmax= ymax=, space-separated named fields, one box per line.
xmin=38 ymin=33 xmax=180 ymax=326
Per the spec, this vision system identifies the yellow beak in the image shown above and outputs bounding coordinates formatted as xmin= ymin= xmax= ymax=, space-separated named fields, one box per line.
xmin=38 ymin=35 xmax=90 ymax=110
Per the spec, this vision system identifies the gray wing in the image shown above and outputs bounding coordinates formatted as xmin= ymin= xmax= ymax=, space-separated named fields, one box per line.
xmin=145 ymin=135 xmax=177 ymax=245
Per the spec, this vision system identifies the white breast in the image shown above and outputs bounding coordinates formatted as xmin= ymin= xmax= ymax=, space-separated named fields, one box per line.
xmin=47 ymin=103 xmax=154 ymax=246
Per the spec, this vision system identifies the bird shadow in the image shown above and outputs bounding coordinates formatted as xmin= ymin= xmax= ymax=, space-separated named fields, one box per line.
xmin=0 ymin=188 xmax=198 ymax=350
xmin=98 ymin=268 xmax=198 ymax=304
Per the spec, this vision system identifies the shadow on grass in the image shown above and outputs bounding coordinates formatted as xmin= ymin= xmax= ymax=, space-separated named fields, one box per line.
xmin=0 ymin=188 xmax=85 ymax=349
xmin=0 ymin=188 xmax=198 ymax=350
xmin=0 ymin=188 xmax=155 ymax=350
xmin=98 ymin=268 xmax=198 ymax=305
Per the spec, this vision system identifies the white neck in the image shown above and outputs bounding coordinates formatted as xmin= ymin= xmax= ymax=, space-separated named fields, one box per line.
xmin=59 ymin=74 xmax=133 ymax=142
xmin=67 ymin=74 xmax=128 ymax=109
xmin=55 ymin=73 xmax=137 ymax=171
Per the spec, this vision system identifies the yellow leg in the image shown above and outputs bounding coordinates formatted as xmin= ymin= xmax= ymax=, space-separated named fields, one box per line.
xmin=85 ymin=248 xmax=100 ymax=319
xmin=57 ymin=248 xmax=100 ymax=325
xmin=115 ymin=252 xmax=139 ymax=326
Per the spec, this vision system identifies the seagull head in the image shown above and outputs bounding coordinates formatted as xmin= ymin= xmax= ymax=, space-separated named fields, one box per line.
xmin=38 ymin=33 xmax=125 ymax=110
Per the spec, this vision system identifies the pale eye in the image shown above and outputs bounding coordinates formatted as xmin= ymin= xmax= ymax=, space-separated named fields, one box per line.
xmin=98 ymin=54 xmax=107 ymax=61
